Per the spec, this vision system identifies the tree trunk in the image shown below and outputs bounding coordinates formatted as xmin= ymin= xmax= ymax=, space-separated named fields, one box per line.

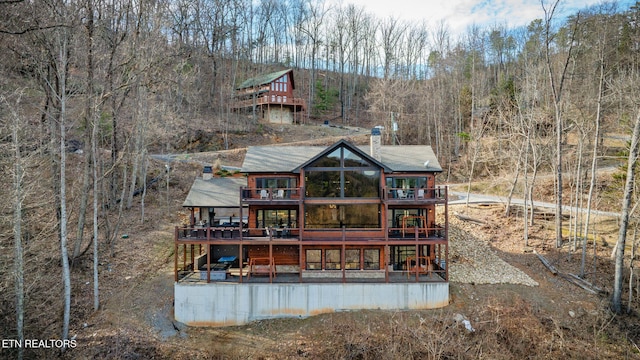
xmin=73 ymin=0 xmax=95 ymax=261
xmin=613 ymin=110 xmax=640 ymax=313
xmin=542 ymin=1 xmax=578 ymax=248
xmin=504 ymin=138 xmax=525 ymax=217
xmin=523 ymin=138 xmax=529 ymax=246
xmin=6 ymin=93 xmax=25 ymax=360
xmin=628 ymin=226 xmax=637 ymax=313
xmin=58 ymin=35 xmax=72 ymax=341
xmin=581 ymin=56 xmax=604 ymax=277
xmin=92 ymin=96 xmax=100 ymax=311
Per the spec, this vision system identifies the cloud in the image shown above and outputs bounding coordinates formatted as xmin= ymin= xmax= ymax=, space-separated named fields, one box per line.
xmin=335 ymin=0 xmax=635 ymax=36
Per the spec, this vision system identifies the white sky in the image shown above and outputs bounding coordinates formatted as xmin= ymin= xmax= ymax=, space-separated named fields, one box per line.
xmin=333 ymin=0 xmax=635 ymax=37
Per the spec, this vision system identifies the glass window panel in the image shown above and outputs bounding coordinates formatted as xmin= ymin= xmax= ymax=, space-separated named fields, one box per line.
xmin=258 ymin=209 xmax=297 ymax=228
xmin=325 ymin=249 xmax=341 ymax=270
xmin=257 ymin=177 xmax=296 ymax=190
xmin=343 ymin=148 xmax=370 ymax=167
xmin=304 ymin=204 xmax=380 ymax=229
xmin=289 ymin=211 xmax=297 ymax=228
xmin=306 ymin=171 xmax=340 ymax=197
xmin=257 ymin=210 xmax=264 ymax=228
xmin=364 ymin=249 xmax=380 ymax=270
xmin=304 ymin=204 xmax=340 ymax=229
xmin=310 ymin=149 xmax=341 ymax=168
xmin=264 ymin=210 xmax=278 ymax=227
xmin=389 ymin=209 xmax=423 ymax=229
xmin=345 ymin=249 xmax=360 ymax=270
xmin=344 ymin=170 xmax=379 ymax=197
xmin=306 ymin=249 xmax=321 ymax=270
xmin=392 ymin=246 xmax=416 ymax=271
xmin=341 ymin=204 xmax=379 ymax=228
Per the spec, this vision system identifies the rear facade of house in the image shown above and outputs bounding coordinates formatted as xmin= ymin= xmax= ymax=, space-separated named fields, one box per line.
xmin=174 ymin=130 xmax=449 ymax=326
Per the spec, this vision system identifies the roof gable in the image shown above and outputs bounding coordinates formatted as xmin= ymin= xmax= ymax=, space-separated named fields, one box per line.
xmin=236 ymin=69 xmax=294 ymax=90
xmin=294 ymin=139 xmax=391 ymax=173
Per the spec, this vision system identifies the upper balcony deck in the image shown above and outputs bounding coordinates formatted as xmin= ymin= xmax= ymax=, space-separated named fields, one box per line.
xmin=231 ymin=95 xmax=307 ymax=110
xmin=240 ymin=186 xmax=448 ymax=205
xmin=175 ymin=224 xmax=447 ymax=244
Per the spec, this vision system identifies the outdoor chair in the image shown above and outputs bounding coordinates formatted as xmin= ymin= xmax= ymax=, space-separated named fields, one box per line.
xmin=417 ymin=189 xmax=425 ymax=199
xmin=397 ymin=189 xmax=408 ymax=199
xmin=260 ymin=189 xmax=269 ymax=199
xmin=275 ymin=189 xmax=285 ymax=199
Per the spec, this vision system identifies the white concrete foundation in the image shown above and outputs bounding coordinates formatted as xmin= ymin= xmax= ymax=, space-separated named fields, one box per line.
xmin=174 ymin=282 xmax=449 ymax=326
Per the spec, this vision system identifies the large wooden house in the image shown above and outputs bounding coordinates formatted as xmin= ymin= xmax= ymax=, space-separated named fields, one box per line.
xmin=232 ymin=68 xmax=306 ymax=124
xmin=174 ymin=129 xmax=449 ymax=326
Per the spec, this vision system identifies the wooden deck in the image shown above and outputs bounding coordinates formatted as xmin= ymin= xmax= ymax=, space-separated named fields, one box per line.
xmin=178 ymin=269 xmax=447 ymax=284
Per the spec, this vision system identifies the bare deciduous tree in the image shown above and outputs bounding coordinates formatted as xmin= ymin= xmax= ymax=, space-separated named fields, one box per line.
xmin=613 ymin=109 xmax=640 ymax=313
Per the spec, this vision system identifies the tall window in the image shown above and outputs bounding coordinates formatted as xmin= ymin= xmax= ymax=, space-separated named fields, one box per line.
xmin=364 ymin=249 xmax=380 ymax=270
xmin=345 ymin=249 xmax=360 ymax=270
xmin=325 ymin=249 xmax=341 ymax=270
xmin=305 ymin=146 xmax=380 ymax=198
xmin=306 ymin=249 xmax=321 ymax=270
xmin=272 ymin=75 xmax=288 ymax=93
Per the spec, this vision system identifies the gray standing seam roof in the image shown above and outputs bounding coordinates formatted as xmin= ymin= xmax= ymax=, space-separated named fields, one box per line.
xmin=241 ymin=144 xmax=442 ymax=173
xmin=182 ymin=177 xmax=247 ymax=208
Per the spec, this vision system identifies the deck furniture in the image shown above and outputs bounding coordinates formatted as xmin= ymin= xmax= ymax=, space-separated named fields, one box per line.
xmin=397 ymin=189 xmax=408 ymax=199
xmin=260 ymin=189 xmax=269 ymax=199
xmin=275 ymin=189 xmax=285 ymax=199
xmin=248 ymin=257 xmax=275 ymax=279
xmin=406 ymin=256 xmax=431 ymax=278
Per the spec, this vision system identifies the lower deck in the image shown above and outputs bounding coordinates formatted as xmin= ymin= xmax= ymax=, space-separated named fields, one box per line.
xmin=175 ymin=242 xmax=448 ymax=284
xmin=178 ymin=267 xmax=447 ymax=284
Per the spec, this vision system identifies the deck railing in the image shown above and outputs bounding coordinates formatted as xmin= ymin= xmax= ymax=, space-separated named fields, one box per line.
xmin=175 ymin=224 xmax=446 ymax=242
xmin=232 ymin=96 xmax=307 ymax=109
xmin=240 ymin=186 xmax=447 ymax=203
xmin=241 ymin=187 xmax=302 ymax=202
xmin=384 ymin=186 xmax=447 ymax=203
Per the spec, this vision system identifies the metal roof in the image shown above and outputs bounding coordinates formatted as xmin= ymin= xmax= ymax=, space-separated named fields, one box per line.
xmin=182 ymin=177 xmax=247 ymax=208
xmin=361 ymin=145 xmax=442 ymax=172
xmin=236 ymin=69 xmax=293 ymax=90
xmin=241 ymin=141 xmax=442 ymax=173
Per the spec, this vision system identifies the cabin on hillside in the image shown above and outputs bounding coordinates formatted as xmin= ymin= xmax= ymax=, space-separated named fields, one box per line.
xmin=232 ymin=69 xmax=306 ymax=124
xmin=173 ymin=128 xmax=450 ymax=326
